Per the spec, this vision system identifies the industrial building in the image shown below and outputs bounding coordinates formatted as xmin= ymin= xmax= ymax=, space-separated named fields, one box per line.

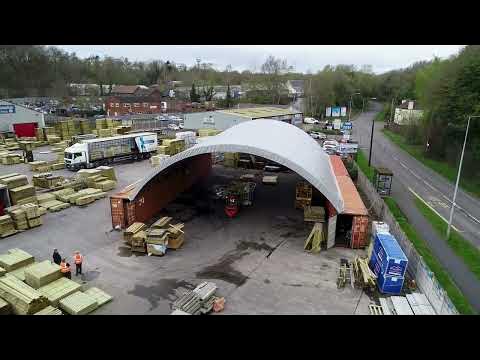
xmin=184 ymin=107 xmax=303 ymax=131
xmin=110 ymin=119 xmax=368 ymax=249
xmin=0 ymin=100 xmax=45 ymax=136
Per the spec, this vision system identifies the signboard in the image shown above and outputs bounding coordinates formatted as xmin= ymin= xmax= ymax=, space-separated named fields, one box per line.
xmin=338 ymin=142 xmax=359 ymax=154
xmin=341 ymin=107 xmax=347 ymax=117
xmin=0 ymin=105 xmax=16 ymax=114
xmin=333 ymin=119 xmax=341 ymax=130
xmin=342 ymin=122 xmax=352 ymax=130
xmin=331 ymin=107 xmax=341 ymax=117
xmin=326 ymin=107 xmax=332 ymax=117
xmin=203 ymin=115 xmax=215 ymax=125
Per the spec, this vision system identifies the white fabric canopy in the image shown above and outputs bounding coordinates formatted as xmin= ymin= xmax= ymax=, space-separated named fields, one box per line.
xmin=129 ymin=120 xmax=344 ymax=212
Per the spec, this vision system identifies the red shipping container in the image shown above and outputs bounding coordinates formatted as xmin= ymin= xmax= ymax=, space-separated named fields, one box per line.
xmin=13 ymin=123 xmax=37 ymax=137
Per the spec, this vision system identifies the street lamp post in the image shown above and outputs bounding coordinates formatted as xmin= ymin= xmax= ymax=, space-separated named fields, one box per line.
xmin=446 ymin=115 xmax=480 ymax=239
xmin=368 ymin=97 xmax=377 ymax=167
xmin=349 ymin=92 xmax=361 ymax=121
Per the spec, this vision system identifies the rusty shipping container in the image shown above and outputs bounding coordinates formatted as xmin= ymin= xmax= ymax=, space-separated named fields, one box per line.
xmin=110 ymin=154 xmax=212 ymax=229
xmin=351 ymin=215 xmax=369 ymax=249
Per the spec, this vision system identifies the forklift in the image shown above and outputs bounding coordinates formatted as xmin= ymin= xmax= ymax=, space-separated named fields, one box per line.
xmin=215 ymin=181 xmax=256 ymax=218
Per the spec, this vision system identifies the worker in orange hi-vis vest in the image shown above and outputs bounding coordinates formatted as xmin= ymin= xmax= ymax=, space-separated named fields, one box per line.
xmin=60 ymin=259 xmax=71 ymax=279
xmin=73 ymin=251 xmax=83 ymax=276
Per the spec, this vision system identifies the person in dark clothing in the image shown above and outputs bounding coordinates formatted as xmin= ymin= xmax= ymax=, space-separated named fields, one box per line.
xmin=52 ymin=249 xmax=62 ymax=265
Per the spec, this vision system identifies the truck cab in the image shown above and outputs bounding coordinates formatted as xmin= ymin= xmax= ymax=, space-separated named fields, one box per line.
xmin=64 ymin=143 xmax=88 ymax=170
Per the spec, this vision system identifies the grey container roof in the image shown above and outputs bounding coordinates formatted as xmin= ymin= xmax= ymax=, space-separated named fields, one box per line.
xmin=128 ymin=119 xmax=344 ymax=212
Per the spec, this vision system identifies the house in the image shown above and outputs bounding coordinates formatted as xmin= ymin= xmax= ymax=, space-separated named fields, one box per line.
xmin=0 ymin=100 xmax=45 ymax=135
xmin=286 ymin=80 xmax=305 ymax=98
xmin=394 ymin=100 xmax=423 ymax=125
xmin=109 ymin=85 xmax=144 ymax=96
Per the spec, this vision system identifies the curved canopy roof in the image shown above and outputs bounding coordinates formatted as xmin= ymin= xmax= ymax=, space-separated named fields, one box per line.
xmin=129 ymin=120 xmax=344 ymax=212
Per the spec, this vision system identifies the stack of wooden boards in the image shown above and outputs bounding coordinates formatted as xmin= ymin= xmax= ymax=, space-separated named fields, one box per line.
xmin=304 ymin=222 xmax=325 ymax=253
xmin=303 ymin=206 xmax=326 ymax=223
xmin=0 ymin=248 xmax=113 ymax=315
xmin=352 ymin=256 xmax=377 ymax=292
xmin=0 ymin=173 xmax=37 ymax=206
xmin=32 ymin=173 xmax=65 ymax=189
xmin=91 ymin=118 xmax=122 ymax=138
xmin=157 ymin=138 xmax=185 ymax=156
xmin=77 ymin=168 xmax=117 ymax=192
xmin=123 ymin=217 xmax=185 ymax=256
xmin=295 ymin=181 xmax=312 ymax=209
xmin=172 ymin=282 xmax=221 ymax=315
xmin=0 ymin=153 xmax=23 ymax=165
xmin=223 ymin=152 xmax=240 ymax=168
xmin=1 ymin=203 xmax=45 ymax=235
xmin=371 ymin=293 xmax=436 ymax=315
xmin=150 ymin=154 xmax=170 ymax=167
xmin=198 ymin=128 xmax=221 ymax=137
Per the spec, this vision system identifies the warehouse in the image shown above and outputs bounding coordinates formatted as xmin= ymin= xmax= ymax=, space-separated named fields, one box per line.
xmin=0 ymin=100 xmax=45 ymax=136
xmin=110 ymin=120 xmax=344 ymax=229
xmin=184 ymin=107 xmax=303 ymax=131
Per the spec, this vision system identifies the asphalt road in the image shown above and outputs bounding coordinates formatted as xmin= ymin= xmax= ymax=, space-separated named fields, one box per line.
xmin=353 ymin=103 xmax=480 ymax=312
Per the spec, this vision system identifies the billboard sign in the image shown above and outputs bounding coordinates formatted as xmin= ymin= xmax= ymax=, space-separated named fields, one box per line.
xmin=341 ymin=107 xmax=347 ymax=117
xmin=0 ymin=105 xmax=16 ymax=114
xmin=325 ymin=107 xmax=332 ymax=117
xmin=331 ymin=107 xmax=341 ymax=117
xmin=342 ymin=122 xmax=353 ymax=130
xmin=333 ymin=119 xmax=342 ymax=130
xmin=338 ymin=142 xmax=359 ymax=154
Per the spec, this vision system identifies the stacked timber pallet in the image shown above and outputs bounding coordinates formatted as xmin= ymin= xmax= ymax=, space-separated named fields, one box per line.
xmin=34 ymin=305 xmax=63 ymax=315
xmin=304 ymin=206 xmax=326 ymax=223
xmin=38 ymin=277 xmax=82 ymax=306
xmin=352 ymin=256 xmax=377 ymax=292
xmin=0 ymin=248 xmax=34 ymax=271
xmin=0 ymin=215 xmax=17 ymax=238
xmin=0 ymin=173 xmax=38 ymax=206
xmin=198 ymin=128 xmax=221 ymax=137
xmin=223 ymin=152 xmax=239 ymax=168
xmin=0 ymin=275 xmax=49 ymax=314
xmin=150 ymin=154 xmax=170 ymax=167
xmin=2 ymin=203 xmax=44 ymax=233
xmin=295 ymin=181 xmax=312 ymax=209
xmin=86 ymin=175 xmax=117 ymax=192
xmin=1 ymin=153 xmax=23 ymax=165
xmin=37 ymin=192 xmax=71 ymax=212
xmin=124 ymin=222 xmax=147 ymax=247
xmin=172 ymin=282 xmax=222 ymax=315
xmin=24 ymin=260 xmax=62 ymax=289
xmin=32 ymin=173 xmax=65 ymax=189
xmin=162 ymin=139 xmax=185 ymax=155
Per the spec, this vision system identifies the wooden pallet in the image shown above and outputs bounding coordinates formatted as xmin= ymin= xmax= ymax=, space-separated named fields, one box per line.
xmin=369 ymin=304 xmax=384 ymax=315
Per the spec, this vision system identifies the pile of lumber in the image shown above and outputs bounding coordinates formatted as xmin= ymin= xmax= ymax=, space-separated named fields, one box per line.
xmin=304 ymin=206 xmax=326 ymax=223
xmin=34 ymin=305 xmax=63 ymax=315
xmin=32 ymin=173 xmax=65 ymax=189
xmin=0 ymin=297 xmax=11 ymax=315
xmin=198 ymin=128 xmax=221 ymax=137
xmin=150 ymin=154 xmax=170 ymax=167
xmin=0 ymin=274 xmax=49 ymax=314
xmin=352 ymin=256 xmax=377 ymax=291
xmin=87 ymin=175 xmax=117 ymax=192
xmin=295 ymin=181 xmax=313 ymax=209
xmin=151 ymin=216 xmax=172 ymax=229
xmin=0 ymin=215 xmax=17 ymax=238
xmin=1 ymin=153 xmax=23 ymax=165
xmin=172 ymin=282 xmax=220 ymax=315
xmin=24 ymin=260 xmax=62 ymax=289
xmin=37 ymin=192 xmax=71 ymax=212
xmin=9 ymin=184 xmax=36 ymax=206
xmin=0 ymin=173 xmax=37 ymax=206
xmin=124 ymin=222 xmax=147 ymax=246
xmin=304 ymin=222 xmax=325 ymax=253
xmin=161 ymin=138 xmax=185 ymax=155
xmin=38 ymin=277 xmax=82 ymax=306
xmin=5 ymin=203 xmax=44 ymax=230
xmin=0 ymin=248 xmax=35 ymax=271
xmin=29 ymin=161 xmax=48 ymax=172
xmin=7 ymin=262 xmax=37 ymax=282
xmin=59 ymin=291 xmax=99 ymax=315
xmin=0 ymin=174 xmax=28 ymax=189
xmin=96 ymin=166 xmax=117 ymax=181
xmin=131 ymin=230 xmax=147 ymax=253
xmin=84 ymin=287 xmax=113 ymax=306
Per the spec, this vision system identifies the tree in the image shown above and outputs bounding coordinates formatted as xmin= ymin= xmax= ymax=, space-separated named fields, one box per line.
xmin=260 ymin=55 xmax=292 ymax=104
xmin=190 ymin=82 xmax=200 ymax=102
xmin=225 ymin=84 xmax=233 ymax=108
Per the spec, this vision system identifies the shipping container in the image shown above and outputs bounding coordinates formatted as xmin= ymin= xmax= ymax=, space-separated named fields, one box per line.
xmin=370 ymin=233 xmax=408 ymax=278
xmin=351 ymin=215 xmax=369 ymax=248
xmin=376 ymin=272 xmax=405 ymax=295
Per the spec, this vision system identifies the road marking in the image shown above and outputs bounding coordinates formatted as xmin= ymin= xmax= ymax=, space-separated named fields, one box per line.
xmin=408 ymin=187 xmax=462 ymax=232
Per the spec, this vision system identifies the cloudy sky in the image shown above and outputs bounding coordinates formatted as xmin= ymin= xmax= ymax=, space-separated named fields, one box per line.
xmin=57 ymin=45 xmax=464 ymax=74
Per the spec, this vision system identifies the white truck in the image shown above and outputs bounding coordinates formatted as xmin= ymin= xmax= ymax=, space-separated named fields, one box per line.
xmin=64 ymin=132 xmax=158 ymax=170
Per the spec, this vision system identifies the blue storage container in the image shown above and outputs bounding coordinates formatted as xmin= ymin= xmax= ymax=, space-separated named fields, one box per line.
xmin=377 ymin=272 xmax=405 ymax=295
xmin=369 ymin=233 xmax=408 ymax=278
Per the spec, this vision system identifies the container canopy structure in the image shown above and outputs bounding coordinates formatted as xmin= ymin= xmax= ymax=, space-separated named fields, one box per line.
xmin=129 ymin=120 xmax=344 ymax=212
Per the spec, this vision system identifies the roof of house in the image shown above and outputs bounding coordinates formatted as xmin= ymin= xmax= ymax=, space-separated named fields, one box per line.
xmin=127 ymin=119 xmax=344 ymax=212
xmin=111 ymin=85 xmax=140 ymax=95
xmin=217 ymin=107 xmax=302 ymax=119
xmin=107 ymin=95 xmax=160 ymax=103
xmin=329 ymin=155 xmax=368 ymax=216
xmin=398 ymin=101 xmax=421 ymax=110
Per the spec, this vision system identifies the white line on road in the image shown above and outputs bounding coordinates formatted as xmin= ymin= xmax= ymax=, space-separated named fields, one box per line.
xmin=408 ymin=187 xmax=462 ymax=232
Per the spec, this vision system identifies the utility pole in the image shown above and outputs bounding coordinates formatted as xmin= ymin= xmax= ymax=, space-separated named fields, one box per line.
xmin=446 ymin=115 xmax=479 ymax=238
xmin=368 ymin=97 xmax=377 ymax=167
xmin=389 ymin=97 xmax=395 ymax=124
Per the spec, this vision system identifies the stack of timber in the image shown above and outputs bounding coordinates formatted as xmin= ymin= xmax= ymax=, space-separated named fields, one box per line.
xmin=1 ymin=154 xmax=23 ymax=165
xmin=34 ymin=305 xmax=63 ymax=315
xmin=0 ymin=274 xmax=49 ymax=314
xmin=79 ymin=120 xmax=91 ymax=134
xmin=336 ymin=258 xmax=354 ymax=289
xmin=72 ymin=188 xmax=107 ymax=206
xmin=145 ymin=223 xmax=185 ymax=256
xmin=145 ymin=229 xmax=168 ymax=256
xmin=0 ymin=248 xmax=35 ymax=271
xmin=151 ymin=217 xmax=172 ymax=229
xmin=7 ymin=262 xmax=37 ymax=282
xmin=24 ymin=260 xmax=62 ymax=289
xmin=131 ymin=231 xmax=147 ymax=253
xmin=167 ymin=223 xmax=185 ymax=249
xmin=0 ymin=266 xmax=6 ymax=277
xmin=0 ymin=174 xmax=28 ymax=189
xmin=262 ymin=176 xmax=278 ymax=185
xmin=0 ymin=297 xmax=11 ymax=315
xmin=150 ymin=154 xmax=170 ymax=167
xmin=304 ymin=206 xmax=326 ymax=223
xmin=5 ymin=203 xmax=43 ymax=230
xmin=59 ymin=291 xmax=99 ymax=315
xmin=223 ymin=152 xmax=239 ymax=168
xmin=295 ymin=181 xmax=313 ymax=209
xmin=0 ymin=215 xmax=17 ymax=238
xmin=52 ymin=188 xmax=76 ymax=202
xmin=38 ymin=192 xmax=71 ymax=212
xmin=88 ymin=176 xmax=117 ymax=192
xmin=95 ymin=166 xmax=117 ymax=181
xmin=304 ymin=222 xmax=325 ymax=253
xmin=30 ymin=160 xmax=49 ymax=172
xmin=123 ymin=222 xmax=147 ymax=246
xmin=83 ymin=287 xmax=113 ymax=306
xmin=172 ymin=282 xmax=219 ymax=315
xmin=198 ymin=128 xmax=221 ymax=137
xmin=162 ymin=139 xmax=185 ymax=155
xmin=352 ymin=256 xmax=377 ymax=292
xmin=38 ymin=277 xmax=83 ymax=306
xmin=32 ymin=173 xmax=65 ymax=189
xmin=9 ymin=184 xmax=36 ymax=206
xmin=7 ymin=208 xmax=28 ymax=230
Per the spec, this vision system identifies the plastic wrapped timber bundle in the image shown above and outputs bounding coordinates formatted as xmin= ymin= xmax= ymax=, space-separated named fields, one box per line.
xmin=27 ymin=217 xmax=43 ymax=228
xmin=0 ymin=174 xmax=28 ymax=189
xmin=21 ymin=203 xmax=40 ymax=220
xmin=146 ymin=228 xmax=169 ymax=245
xmin=36 ymin=193 xmax=56 ymax=205
xmin=95 ymin=166 xmax=117 ymax=181
xmin=0 ymin=173 xmax=20 ymax=181
xmin=151 ymin=217 xmax=172 ymax=229
xmin=34 ymin=305 xmax=63 ymax=315
xmin=16 ymin=196 xmax=38 ymax=206
xmin=52 ymin=188 xmax=75 ymax=202
xmin=59 ymin=291 xmax=98 ymax=315
xmin=124 ymin=222 xmax=146 ymax=245
xmin=132 ymin=231 xmax=147 ymax=249
xmin=9 ymin=185 xmax=36 ymax=205
xmin=92 ymin=180 xmax=117 ymax=192
xmin=0 ymin=248 xmax=35 ymax=271
xmin=0 ymin=297 xmax=11 ymax=315
xmin=167 ymin=233 xmax=185 ymax=250
xmin=150 ymin=154 xmax=170 ymax=167
xmin=0 ymin=274 xmax=49 ymax=315
xmin=38 ymin=277 xmax=83 ymax=307
xmin=76 ymin=169 xmax=102 ymax=180
xmin=50 ymin=163 xmax=65 ymax=171
xmin=83 ymin=287 xmax=113 ymax=307
xmin=0 ymin=215 xmax=17 ymax=238
xmin=41 ymin=200 xmax=71 ymax=212
xmin=24 ymin=260 xmax=63 ymax=289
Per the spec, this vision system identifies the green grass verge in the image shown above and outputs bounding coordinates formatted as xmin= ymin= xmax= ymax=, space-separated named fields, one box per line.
xmin=356 ymin=149 xmax=375 ymax=183
xmin=374 ymin=103 xmax=390 ymax=122
xmin=414 ymin=197 xmax=480 ymax=281
xmin=382 ymin=129 xmax=480 ymax=198
xmin=384 ymin=197 xmax=475 ymax=314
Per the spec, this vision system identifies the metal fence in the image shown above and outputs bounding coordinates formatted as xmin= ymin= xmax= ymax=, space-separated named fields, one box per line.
xmin=356 ymin=170 xmax=458 ymax=315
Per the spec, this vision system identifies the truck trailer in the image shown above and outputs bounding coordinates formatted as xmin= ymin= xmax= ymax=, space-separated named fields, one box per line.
xmin=64 ymin=132 xmax=158 ymax=170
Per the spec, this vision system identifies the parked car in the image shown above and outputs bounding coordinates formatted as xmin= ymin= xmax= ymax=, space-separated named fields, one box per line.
xmin=168 ymin=124 xmax=180 ymax=130
xmin=309 ymin=131 xmax=327 ymax=140
xmin=304 ymin=117 xmax=319 ymax=124
xmin=179 ymin=123 xmax=184 ymax=129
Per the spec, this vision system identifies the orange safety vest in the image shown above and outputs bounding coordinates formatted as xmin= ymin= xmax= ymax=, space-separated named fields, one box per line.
xmin=60 ymin=262 xmax=70 ymax=273
xmin=74 ymin=254 xmax=83 ymax=264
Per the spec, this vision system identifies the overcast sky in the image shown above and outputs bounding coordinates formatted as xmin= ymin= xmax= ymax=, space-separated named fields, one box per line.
xmin=56 ymin=45 xmax=464 ymax=74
